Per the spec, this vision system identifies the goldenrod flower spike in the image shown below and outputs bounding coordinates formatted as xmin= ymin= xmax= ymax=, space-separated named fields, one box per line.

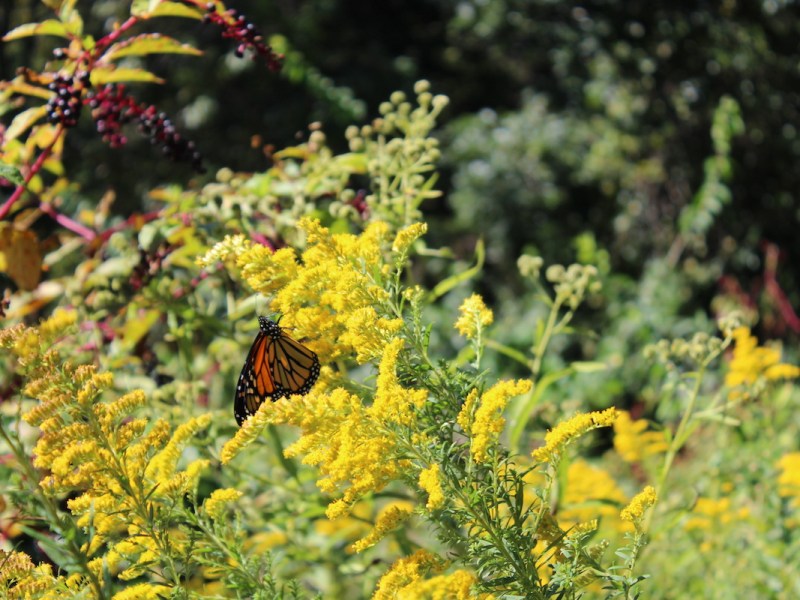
xmin=621 ymin=486 xmax=658 ymax=531
xmin=454 ymin=293 xmax=494 ymax=340
xmin=532 ymin=407 xmax=619 ymax=464
xmin=349 ymin=503 xmax=413 ymax=553
xmin=418 ymin=464 xmax=445 ymax=510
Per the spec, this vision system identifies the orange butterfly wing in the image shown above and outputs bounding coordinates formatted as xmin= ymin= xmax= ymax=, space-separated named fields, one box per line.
xmin=234 ymin=318 xmax=320 ymax=425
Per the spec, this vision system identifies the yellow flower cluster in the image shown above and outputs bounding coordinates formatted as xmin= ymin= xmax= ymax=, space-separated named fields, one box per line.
xmin=620 ymin=485 xmax=658 ymax=529
xmin=725 ymin=326 xmax=800 ymax=390
xmin=457 ymin=380 xmax=532 ymax=463
xmin=393 ymin=570 xmax=483 ymax=600
xmin=372 ymin=549 xmax=446 ymax=600
xmin=111 ymin=583 xmax=171 ymax=600
xmin=2 ymin=317 xmax=214 ymax=597
xmin=203 ymin=488 xmax=244 ymax=521
xmin=454 ymin=293 xmax=494 ymax=340
xmin=349 ymin=502 xmax=414 ymax=553
xmin=202 ymin=219 xmax=429 ymax=364
xmin=559 ymin=460 xmax=629 ymax=531
xmin=418 ymin=464 xmax=445 ymax=510
xmin=777 ymin=452 xmax=800 ymax=515
xmin=683 ymin=497 xmax=750 ymax=533
xmin=223 ymin=339 xmax=427 ymax=519
xmin=613 ymin=411 xmax=668 ymax=463
xmin=0 ymin=550 xmax=73 ymax=599
xmin=532 ymin=408 xmax=618 ymax=464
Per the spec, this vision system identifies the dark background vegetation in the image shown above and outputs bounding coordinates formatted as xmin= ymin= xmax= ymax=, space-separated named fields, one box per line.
xmin=4 ymin=0 xmax=799 ymax=404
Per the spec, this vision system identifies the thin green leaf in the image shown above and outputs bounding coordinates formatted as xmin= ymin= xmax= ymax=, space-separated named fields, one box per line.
xmin=508 ymin=367 xmax=575 ymax=453
xmin=429 ymin=238 xmax=485 ymax=300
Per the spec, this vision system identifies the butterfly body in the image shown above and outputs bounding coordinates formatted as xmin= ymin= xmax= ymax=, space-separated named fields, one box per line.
xmin=234 ymin=316 xmax=320 ymax=425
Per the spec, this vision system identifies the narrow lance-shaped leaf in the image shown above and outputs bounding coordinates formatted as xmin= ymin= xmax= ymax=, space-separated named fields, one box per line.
xmin=2 ymin=20 xmax=70 ymax=41
xmin=103 ymin=34 xmax=203 ymax=62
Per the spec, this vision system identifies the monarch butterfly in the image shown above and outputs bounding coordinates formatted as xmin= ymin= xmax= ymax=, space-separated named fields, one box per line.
xmin=234 ymin=316 xmax=320 ymax=425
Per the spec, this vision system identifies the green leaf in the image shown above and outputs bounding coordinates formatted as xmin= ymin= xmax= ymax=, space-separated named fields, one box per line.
xmin=429 ymin=238 xmax=485 ymax=300
xmin=90 ymin=67 xmax=165 ymax=86
xmin=104 ymin=34 xmax=203 ymax=62
xmin=5 ymin=106 xmax=49 ymax=142
xmin=0 ymin=162 xmax=24 ymax=186
xmin=59 ymin=0 xmax=83 ymax=36
xmin=332 ymin=152 xmax=368 ymax=174
xmin=2 ymin=20 xmax=70 ymax=41
xmin=571 ymin=361 xmax=608 ymax=373
xmin=508 ymin=367 xmax=575 ymax=453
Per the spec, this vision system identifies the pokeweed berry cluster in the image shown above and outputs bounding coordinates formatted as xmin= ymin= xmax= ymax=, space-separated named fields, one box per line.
xmin=202 ymin=3 xmax=283 ymax=70
xmin=87 ymin=84 xmax=205 ymax=172
xmin=46 ymin=71 xmax=91 ymax=127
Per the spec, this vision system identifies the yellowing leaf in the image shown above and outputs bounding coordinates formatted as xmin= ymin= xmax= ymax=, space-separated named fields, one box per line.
xmin=90 ymin=67 xmax=165 ymax=86
xmin=119 ymin=309 xmax=162 ymax=351
xmin=2 ymin=20 xmax=70 ymax=41
xmin=148 ymin=2 xmax=204 ymax=19
xmin=131 ymin=0 xmax=202 ymax=18
xmin=103 ymin=34 xmax=203 ymax=62
xmin=0 ymin=224 xmax=43 ymax=291
xmin=6 ymin=106 xmax=49 ymax=143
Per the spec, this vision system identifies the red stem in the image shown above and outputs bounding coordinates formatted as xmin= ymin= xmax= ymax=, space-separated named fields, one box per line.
xmin=93 ymin=16 xmax=140 ymax=54
xmin=38 ymin=202 xmax=97 ymax=241
xmin=0 ymin=126 xmax=64 ymax=220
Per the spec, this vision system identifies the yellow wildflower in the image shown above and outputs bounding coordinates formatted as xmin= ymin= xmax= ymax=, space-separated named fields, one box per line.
xmin=245 ymin=531 xmax=289 ymax=553
xmin=726 ymin=326 xmax=800 ymax=390
xmin=620 ymin=486 xmax=658 ymax=529
xmin=203 ymin=218 xmax=414 ymax=364
xmin=145 ymin=414 xmax=212 ymax=483
xmin=371 ymin=338 xmax=427 ymax=426
xmin=454 ymin=293 xmax=493 ymax=339
xmin=224 ymin=339 xmax=426 ymax=518
xmin=111 ymin=583 xmax=171 ymax=600
xmin=613 ymin=411 xmax=668 ymax=463
xmin=395 ymin=570 xmax=478 ymax=600
xmin=532 ymin=408 xmax=618 ymax=464
xmin=392 ymin=222 xmax=428 ymax=255
xmin=419 ymin=464 xmax=445 ymax=510
xmin=683 ymin=497 xmax=750 ymax=533
xmin=559 ymin=459 xmax=628 ymax=531
xmin=349 ymin=502 xmax=414 ymax=553
xmin=777 ymin=452 xmax=800 ymax=511
xmin=456 ymin=388 xmax=479 ymax=432
xmin=373 ymin=550 xmax=445 ymax=600
xmin=203 ymin=488 xmax=244 ymax=521
xmin=466 ymin=380 xmax=532 ymax=463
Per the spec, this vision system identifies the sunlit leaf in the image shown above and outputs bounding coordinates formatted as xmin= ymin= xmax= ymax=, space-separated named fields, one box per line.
xmin=0 ymin=224 xmax=43 ymax=291
xmin=131 ymin=0 xmax=202 ymax=18
xmin=2 ymin=20 xmax=70 ymax=41
xmin=149 ymin=2 xmax=204 ymax=19
xmin=90 ymin=67 xmax=165 ymax=86
xmin=104 ymin=34 xmax=203 ymax=62
xmin=5 ymin=106 xmax=49 ymax=143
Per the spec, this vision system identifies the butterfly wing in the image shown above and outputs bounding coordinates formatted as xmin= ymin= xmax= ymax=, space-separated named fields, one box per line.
xmin=234 ymin=322 xmax=321 ymax=426
xmin=271 ymin=334 xmax=321 ymax=396
xmin=234 ymin=330 xmax=281 ymax=425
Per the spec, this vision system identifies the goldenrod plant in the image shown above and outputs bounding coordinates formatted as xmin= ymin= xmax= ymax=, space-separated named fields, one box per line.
xmin=2 ymin=2 xmax=800 ymax=599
